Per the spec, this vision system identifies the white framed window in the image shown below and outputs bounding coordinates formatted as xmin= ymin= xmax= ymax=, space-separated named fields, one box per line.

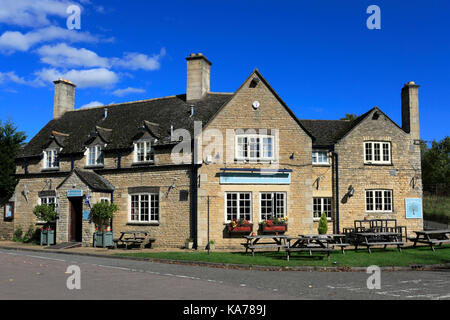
xmin=43 ymin=149 xmax=59 ymax=169
xmin=87 ymin=145 xmax=104 ymax=166
xmin=260 ymin=192 xmax=286 ymax=220
xmin=364 ymin=142 xmax=391 ymax=164
xmin=129 ymin=193 xmax=159 ymax=222
xmin=235 ymin=134 xmax=274 ymax=161
xmin=365 ymin=190 xmax=393 ymax=212
xmin=134 ymin=141 xmax=154 ymax=163
xmin=313 ymin=197 xmax=332 ymax=220
xmin=225 ymin=192 xmax=252 ymax=222
xmin=40 ymin=196 xmax=56 ymax=209
xmin=312 ymin=151 xmax=329 ymax=165
xmin=100 ymin=198 xmax=110 ymax=204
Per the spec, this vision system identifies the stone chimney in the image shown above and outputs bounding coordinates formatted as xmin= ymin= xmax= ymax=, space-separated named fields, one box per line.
xmin=401 ymin=81 xmax=420 ymax=140
xmin=186 ymin=53 xmax=211 ymax=101
xmin=53 ymin=79 xmax=76 ymax=119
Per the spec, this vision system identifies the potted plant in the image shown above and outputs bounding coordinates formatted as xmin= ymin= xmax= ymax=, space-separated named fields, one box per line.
xmin=185 ymin=238 xmax=194 ymax=249
xmin=90 ymin=201 xmax=118 ymax=248
xmin=33 ymin=204 xmax=58 ymax=246
xmin=318 ymin=212 xmax=328 ymax=236
xmin=261 ymin=217 xmax=288 ymax=233
xmin=227 ymin=219 xmax=253 ymax=234
xmin=208 ymin=240 xmax=215 ymax=251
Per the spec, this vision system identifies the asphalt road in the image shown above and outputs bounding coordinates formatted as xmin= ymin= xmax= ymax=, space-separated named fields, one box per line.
xmin=0 ymin=249 xmax=449 ymax=300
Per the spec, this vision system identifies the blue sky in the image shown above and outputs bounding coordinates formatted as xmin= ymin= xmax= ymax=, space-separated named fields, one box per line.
xmin=0 ymin=0 xmax=448 ymax=143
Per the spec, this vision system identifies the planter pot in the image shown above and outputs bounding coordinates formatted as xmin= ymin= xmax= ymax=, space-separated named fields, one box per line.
xmin=261 ymin=224 xmax=288 ymax=233
xmin=93 ymin=232 xmax=114 ymax=248
xmin=227 ymin=224 xmax=253 ymax=234
xmin=208 ymin=243 xmax=215 ymax=250
xmin=40 ymin=230 xmax=55 ymax=246
xmin=185 ymin=241 xmax=194 ymax=249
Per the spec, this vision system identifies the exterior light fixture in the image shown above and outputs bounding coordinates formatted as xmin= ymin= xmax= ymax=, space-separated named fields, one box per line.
xmin=348 ymin=185 xmax=355 ymax=197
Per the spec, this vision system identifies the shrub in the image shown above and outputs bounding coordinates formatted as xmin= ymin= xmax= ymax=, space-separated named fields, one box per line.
xmin=13 ymin=227 xmax=23 ymax=242
xmin=318 ymin=213 xmax=328 ymax=235
xmin=33 ymin=204 xmax=57 ymax=224
xmin=23 ymin=225 xmax=40 ymax=244
xmin=90 ymin=201 xmax=118 ymax=229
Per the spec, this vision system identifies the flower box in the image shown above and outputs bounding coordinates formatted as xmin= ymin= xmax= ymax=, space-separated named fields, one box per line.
xmin=93 ymin=231 xmax=114 ymax=248
xmin=40 ymin=229 xmax=55 ymax=246
xmin=227 ymin=224 xmax=253 ymax=234
xmin=261 ymin=223 xmax=288 ymax=233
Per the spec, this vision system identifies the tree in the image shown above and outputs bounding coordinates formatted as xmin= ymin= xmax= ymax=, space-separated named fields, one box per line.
xmin=0 ymin=119 xmax=26 ymax=200
xmin=340 ymin=113 xmax=358 ymax=121
xmin=90 ymin=201 xmax=118 ymax=229
xmin=421 ymin=136 xmax=450 ymax=195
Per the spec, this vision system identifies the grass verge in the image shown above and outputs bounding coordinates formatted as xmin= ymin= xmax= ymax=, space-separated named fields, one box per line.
xmin=115 ymin=245 xmax=450 ymax=268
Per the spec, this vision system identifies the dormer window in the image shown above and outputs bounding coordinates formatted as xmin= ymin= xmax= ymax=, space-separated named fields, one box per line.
xmin=43 ymin=149 xmax=59 ymax=169
xmin=87 ymin=145 xmax=104 ymax=167
xmin=134 ymin=140 xmax=154 ymax=163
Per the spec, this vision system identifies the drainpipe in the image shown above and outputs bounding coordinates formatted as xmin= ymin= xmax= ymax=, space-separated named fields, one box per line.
xmin=191 ymin=139 xmax=198 ymax=249
xmin=332 ymin=151 xmax=340 ymax=233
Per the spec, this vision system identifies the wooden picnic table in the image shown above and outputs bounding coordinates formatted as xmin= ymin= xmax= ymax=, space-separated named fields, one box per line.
xmin=113 ymin=231 xmax=156 ymax=249
xmin=285 ymin=235 xmax=335 ymax=261
xmin=354 ymin=231 xmax=404 ymax=254
xmin=409 ymin=229 xmax=450 ymax=252
xmin=299 ymin=234 xmax=350 ymax=254
xmin=243 ymin=235 xmax=289 ymax=256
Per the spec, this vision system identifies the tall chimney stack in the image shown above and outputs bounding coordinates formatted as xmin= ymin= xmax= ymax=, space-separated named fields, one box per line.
xmin=186 ymin=53 xmax=211 ymax=101
xmin=53 ymin=79 xmax=76 ymax=119
xmin=401 ymin=81 xmax=420 ymax=141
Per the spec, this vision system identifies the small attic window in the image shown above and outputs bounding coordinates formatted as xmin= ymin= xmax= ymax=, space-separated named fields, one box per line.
xmin=250 ymin=77 xmax=260 ymax=88
xmin=134 ymin=140 xmax=154 ymax=163
xmin=372 ymin=111 xmax=380 ymax=120
xmin=43 ymin=148 xmax=60 ymax=169
xmin=86 ymin=145 xmax=104 ymax=167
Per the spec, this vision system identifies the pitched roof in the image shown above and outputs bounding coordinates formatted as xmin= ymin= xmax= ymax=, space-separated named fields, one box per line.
xmin=298 ymin=119 xmax=352 ymax=146
xmin=18 ymin=93 xmax=233 ymax=158
xmin=299 ymin=107 xmax=405 ymax=147
xmin=57 ymin=168 xmax=114 ymax=192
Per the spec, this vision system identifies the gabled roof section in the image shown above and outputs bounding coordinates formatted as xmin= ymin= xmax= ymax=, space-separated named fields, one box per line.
xmin=57 ymin=169 xmax=114 ymax=192
xmin=299 ymin=107 xmax=406 ymax=146
xmin=17 ymin=93 xmax=233 ymax=158
xmin=203 ymin=69 xmax=314 ymax=140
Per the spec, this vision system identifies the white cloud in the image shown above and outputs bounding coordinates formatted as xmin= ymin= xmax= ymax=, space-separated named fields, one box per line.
xmin=35 ymin=67 xmax=119 ymax=88
xmin=0 ymin=71 xmax=39 ymax=86
xmin=112 ymin=87 xmax=146 ymax=97
xmin=0 ymin=26 xmax=98 ymax=53
xmin=113 ymin=48 xmax=166 ymax=71
xmin=0 ymin=0 xmax=72 ymax=27
xmin=37 ymin=43 xmax=109 ymax=68
xmin=81 ymin=101 xmax=103 ymax=108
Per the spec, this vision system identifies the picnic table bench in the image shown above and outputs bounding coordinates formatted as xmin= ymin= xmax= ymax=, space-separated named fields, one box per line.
xmin=113 ymin=231 xmax=156 ymax=249
xmin=285 ymin=235 xmax=335 ymax=261
xmin=354 ymin=232 xmax=404 ymax=254
xmin=409 ymin=230 xmax=450 ymax=251
xmin=243 ymin=235 xmax=289 ymax=256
